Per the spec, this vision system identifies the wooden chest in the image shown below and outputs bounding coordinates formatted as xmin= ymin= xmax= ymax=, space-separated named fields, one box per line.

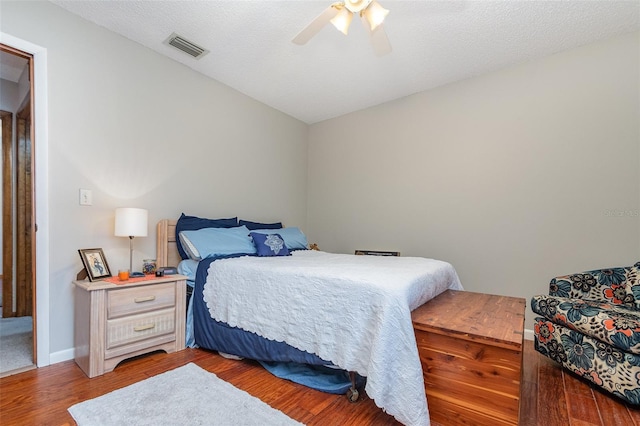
xmin=412 ymin=290 xmax=525 ymax=425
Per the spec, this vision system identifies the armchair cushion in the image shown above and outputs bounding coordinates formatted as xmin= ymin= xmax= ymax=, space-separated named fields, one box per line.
xmin=531 ymin=295 xmax=640 ymax=355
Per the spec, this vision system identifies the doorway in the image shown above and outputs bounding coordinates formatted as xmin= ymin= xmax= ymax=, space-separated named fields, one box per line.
xmin=0 ymin=45 xmax=35 ymax=375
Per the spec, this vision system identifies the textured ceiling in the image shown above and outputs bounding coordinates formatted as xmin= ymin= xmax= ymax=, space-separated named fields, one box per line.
xmin=51 ymin=0 xmax=640 ymax=124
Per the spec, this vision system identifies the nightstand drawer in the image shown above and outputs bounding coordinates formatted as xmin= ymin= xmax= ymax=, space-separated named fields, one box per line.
xmin=107 ymin=282 xmax=175 ymax=319
xmin=106 ymin=308 xmax=175 ymax=349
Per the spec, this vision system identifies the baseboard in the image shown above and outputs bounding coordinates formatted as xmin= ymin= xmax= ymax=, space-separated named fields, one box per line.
xmin=524 ymin=328 xmax=534 ymax=341
xmin=47 ymin=333 xmax=534 ymax=366
xmin=49 ymin=347 xmax=74 ymax=365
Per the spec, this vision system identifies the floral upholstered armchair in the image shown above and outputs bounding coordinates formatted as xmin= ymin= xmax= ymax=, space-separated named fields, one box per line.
xmin=531 ymin=262 xmax=640 ymax=405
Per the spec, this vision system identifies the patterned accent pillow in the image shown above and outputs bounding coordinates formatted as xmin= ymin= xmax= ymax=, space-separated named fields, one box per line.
xmin=251 ymin=227 xmax=309 ymax=250
xmin=250 ymin=232 xmax=290 ymax=257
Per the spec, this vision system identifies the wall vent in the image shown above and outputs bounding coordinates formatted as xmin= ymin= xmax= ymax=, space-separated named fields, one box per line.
xmin=164 ymin=33 xmax=209 ymax=59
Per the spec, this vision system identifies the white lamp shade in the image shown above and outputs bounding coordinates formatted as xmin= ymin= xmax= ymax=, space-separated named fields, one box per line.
xmin=115 ymin=208 xmax=148 ymax=237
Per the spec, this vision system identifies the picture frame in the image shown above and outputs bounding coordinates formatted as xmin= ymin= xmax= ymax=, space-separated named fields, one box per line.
xmin=78 ymin=248 xmax=112 ymax=281
xmin=355 ymin=250 xmax=400 ymax=257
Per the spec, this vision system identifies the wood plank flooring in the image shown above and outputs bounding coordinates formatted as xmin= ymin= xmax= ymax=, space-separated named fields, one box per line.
xmin=1 ymin=340 xmax=639 ymax=425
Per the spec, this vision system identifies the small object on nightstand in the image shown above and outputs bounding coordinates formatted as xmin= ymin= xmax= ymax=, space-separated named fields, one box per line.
xmin=118 ymin=269 xmax=129 ymax=281
xmin=157 ymin=266 xmax=177 ymax=275
xmin=77 ymin=268 xmax=88 ymax=281
xmin=130 ymin=271 xmax=145 ymax=278
xmin=142 ymin=259 xmax=157 ymax=274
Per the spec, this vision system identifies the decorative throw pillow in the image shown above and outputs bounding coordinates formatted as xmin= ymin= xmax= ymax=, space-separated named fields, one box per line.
xmin=251 ymin=227 xmax=308 ymax=250
xmin=250 ymin=232 xmax=291 ymax=257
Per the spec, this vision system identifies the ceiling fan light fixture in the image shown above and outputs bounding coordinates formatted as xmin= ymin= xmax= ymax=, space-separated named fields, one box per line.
xmin=345 ymin=0 xmax=372 ymax=13
xmin=363 ymin=1 xmax=389 ymax=31
xmin=330 ymin=6 xmax=354 ymax=35
xmin=292 ymin=0 xmax=391 ymax=56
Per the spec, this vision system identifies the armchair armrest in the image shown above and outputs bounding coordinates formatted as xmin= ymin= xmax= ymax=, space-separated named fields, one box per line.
xmin=549 ymin=262 xmax=640 ymax=309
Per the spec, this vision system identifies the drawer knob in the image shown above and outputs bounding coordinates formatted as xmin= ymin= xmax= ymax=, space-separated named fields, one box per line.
xmin=133 ymin=323 xmax=156 ymax=332
xmin=134 ymin=295 xmax=156 ymax=303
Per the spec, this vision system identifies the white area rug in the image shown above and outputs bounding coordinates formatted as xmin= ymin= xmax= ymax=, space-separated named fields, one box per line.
xmin=68 ymin=363 xmax=304 ymax=426
xmin=0 ymin=316 xmax=33 ymax=374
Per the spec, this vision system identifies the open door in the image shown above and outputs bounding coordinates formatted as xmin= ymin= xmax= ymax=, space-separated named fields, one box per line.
xmin=1 ymin=44 xmax=36 ymax=366
xmin=15 ymin=103 xmax=33 ymax=317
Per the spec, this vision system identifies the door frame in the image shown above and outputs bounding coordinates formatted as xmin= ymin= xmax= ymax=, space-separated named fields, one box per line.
xmin=0 ymin=32 xmax=50 ymax=367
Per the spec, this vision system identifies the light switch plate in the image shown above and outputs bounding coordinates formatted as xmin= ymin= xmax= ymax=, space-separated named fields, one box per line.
xmin=79 ymin=189 xmax=92 ymax=206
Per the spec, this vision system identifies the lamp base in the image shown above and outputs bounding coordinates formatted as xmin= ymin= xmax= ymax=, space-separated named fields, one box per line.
xmin=130 ymin=271 xmax=145 ymax=278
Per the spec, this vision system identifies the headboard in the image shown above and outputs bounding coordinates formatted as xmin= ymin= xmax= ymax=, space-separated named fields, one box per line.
xmin=156 ymin=219 xmax=181 ymax=268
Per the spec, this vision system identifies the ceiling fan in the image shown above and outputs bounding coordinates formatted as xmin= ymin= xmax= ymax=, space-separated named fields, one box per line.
xmin=293 ymin=0 xmax=392 ymax=56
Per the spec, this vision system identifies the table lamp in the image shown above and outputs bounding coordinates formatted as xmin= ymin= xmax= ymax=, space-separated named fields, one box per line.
xmin=115 ymin=207 xmax=148 ymax=278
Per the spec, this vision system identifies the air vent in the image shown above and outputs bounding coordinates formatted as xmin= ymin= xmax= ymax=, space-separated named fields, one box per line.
xmin=164 ymin=33 xmax=209 ymax=59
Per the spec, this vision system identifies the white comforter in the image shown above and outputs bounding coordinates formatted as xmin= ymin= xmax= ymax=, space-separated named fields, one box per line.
xmin=202 ymin=250 xmax=463 ymax=426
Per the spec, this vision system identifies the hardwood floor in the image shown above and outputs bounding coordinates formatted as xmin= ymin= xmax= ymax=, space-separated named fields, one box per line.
xmin=0 ymin=340 xmax=639 ymax=425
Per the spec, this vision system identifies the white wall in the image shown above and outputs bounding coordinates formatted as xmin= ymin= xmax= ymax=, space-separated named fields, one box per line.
xmin=307 ymin=32 xmax=640 ymax=329
xmin=0 ymin=78 xmax=19 ymax=111
xmin=1 ymin=1 xmax=308 ymax=357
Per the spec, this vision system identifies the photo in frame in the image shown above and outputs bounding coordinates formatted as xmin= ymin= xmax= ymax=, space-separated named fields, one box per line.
xmin=78 ymin=248 xmax=112 ymax=281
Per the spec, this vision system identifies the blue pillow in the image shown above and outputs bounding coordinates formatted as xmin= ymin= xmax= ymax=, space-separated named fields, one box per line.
xmin=239 ymin=219 xmax=283 ymax=230
xmin=251 ymin=227 xmax=308 ymax=250
xmin=250 ymin=232 xmax=290 ymax=257
xmin=175 ymin=213 xmax=238 ymax=259
xmin=178 ymin=226 xmax=256 ymax=260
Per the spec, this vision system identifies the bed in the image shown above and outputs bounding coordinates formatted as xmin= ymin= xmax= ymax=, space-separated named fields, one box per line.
xmin=156 ymin=218 xmax=463 ymax=426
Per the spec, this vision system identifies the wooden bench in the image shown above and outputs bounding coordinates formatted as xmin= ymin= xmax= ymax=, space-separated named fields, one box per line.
xmin=412 ymin=290 xmax=526 ymax=425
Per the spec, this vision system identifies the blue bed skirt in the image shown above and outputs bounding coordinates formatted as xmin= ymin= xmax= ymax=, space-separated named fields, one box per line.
xmin=191 ymin=255 xmax=359 ymax=393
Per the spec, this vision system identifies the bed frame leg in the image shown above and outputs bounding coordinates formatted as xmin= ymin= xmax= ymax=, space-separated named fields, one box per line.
xmin=346 ymin=372 xmax=359 ymax=403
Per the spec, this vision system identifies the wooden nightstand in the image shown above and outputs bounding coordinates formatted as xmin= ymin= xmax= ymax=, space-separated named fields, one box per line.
xmin=73 ymin=275 xmax=187 ymax=378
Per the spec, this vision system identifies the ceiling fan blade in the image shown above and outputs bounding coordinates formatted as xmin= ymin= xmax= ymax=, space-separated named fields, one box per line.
xmin=360 ymin=14 xmax=392 ymax=56
xmin=292 ymin=5 xmax=341 ymax=45
xmin=371 ymin=25 xmax=392 ymax=56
